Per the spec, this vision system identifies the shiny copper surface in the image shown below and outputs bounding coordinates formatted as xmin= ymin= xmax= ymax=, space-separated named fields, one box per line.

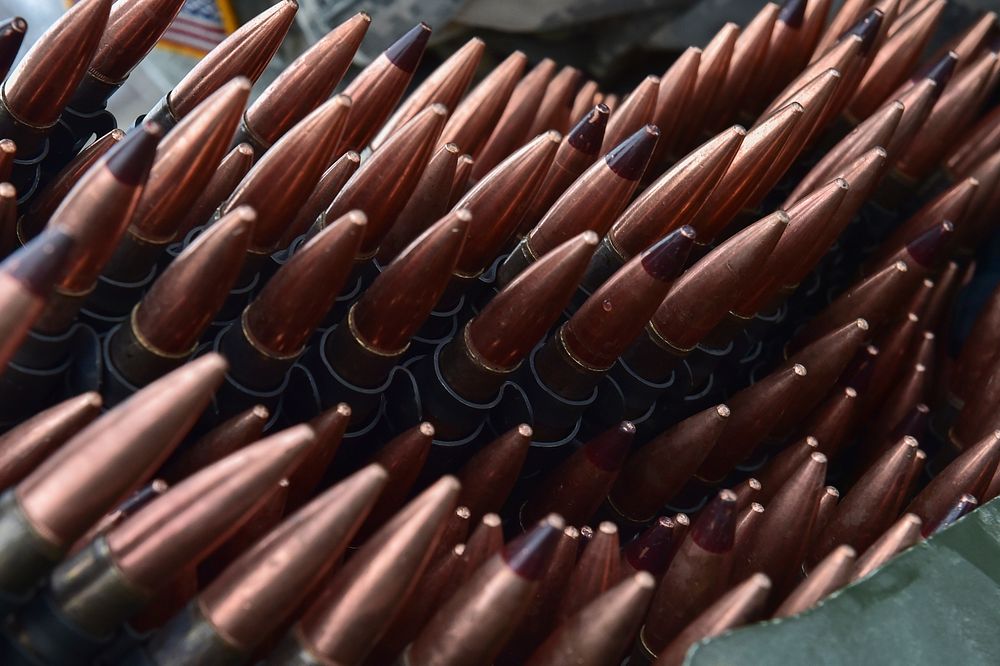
xmin=529 ymin=65 xmax=582 ymax=136
xmin=441 ymin=51 xmax=527 ymax=157
xmin=456 ymin=425 xmax=532 ymax=522
xmin=851 ymin=513 xmax=922 ymax=581
xmin=286 ymin=403 xmax=352 ymax=511
xmin=774 ymin=544 xmax=855 ymax=618
xmin=282 ymin=150 xmax=360 ymax=247
xmin=175 ymin=142 xmax=254 ymax=238
xmin=600 ymin=75 xmax=660 ymax=154
xmin=84 ymin=0 xmax=185 ymax=85
xmin=160 ymin=405 xmax=269 ymax=484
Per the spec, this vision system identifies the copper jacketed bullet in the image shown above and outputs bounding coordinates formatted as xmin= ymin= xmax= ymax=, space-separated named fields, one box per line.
xmin=337 ymin=22 xmax=432 ymax=153
xmin=929 ymin=493 xmax=979 ymax=535
xmin=145 ymin=0 xmax=297 ymax=128
xmin=239 ymin=12 xmax=369 ymax=152
xmin=282 ymin=151 xmax=361 ymax=247
xmin=286 ymin=403 xmax=353 ymax=511
xmin=159 ymin=404 xmax=269 ymax=484
xmin=600 ymin=75 xmax=661 ymax=154
xmin=456 ymin=425 xmax=532 ymax=522
xmin=680 ymin=23 xmax=739 ymax=146
xmin=641 ymin=490 xmax=739 ymax=655
xmin=774 ymin=544 xmax=856 ymax=618
xmin=0 ymin=17 xmax=27 ymax=82
xmin=653 ymin=573 xmax=771 ymax=666
xmin=530 ymin=65 xmax=582 ymax=136
xmin=851 ymin=513 xmax=923 ymax=581
xmin=0 ymin=355 xmax=226 ymax=600
xmin=558 ymin=521 xmax=621 ymax=621
xmin=526 ymin=571 xmax=656 ymax=666
xmin=362 ymin=423 xmax=437 ymax=534
xmin=755 ymin=437 xmax=821 ymax=506
xmin=650 ymin=47 xmax=700 ymax=163
xmin=2 ymin=425 xmax=313 ymax=665
xmin=134 ymin=464 xmax=386 ymax=665
xmin=441 ymin=51 xmax=528 ymax=157
xmin=108 ymin=207 xmax=254 ymax=388
xmin=715 ymin=3 xmax=778 ymax=124
xmin=272 ymin=476 xmax=459 ymax=665
xmin=622 ymin=513 xmax=689 ymax=580
xmin=372 ymin=37 xmax=485 ymax=150
xmin=403 ymin=514 xmax=565 ymax=666
xmin=0 ymin=0 xmax=111 ymax=137
xmin=0 ymin=227 xmax=77 ymax=367
xmin=799 ymin=387 xmax=860 ymax=461
xmin=522 ymin=421 xmax=635 ymax=527
xmin=175 ymin=143 xmax=255 ymax=238
xmin=0 ymin=392 xmax=101 ymax=489
xmin=611 ymin=404 xmax=731 ymax=523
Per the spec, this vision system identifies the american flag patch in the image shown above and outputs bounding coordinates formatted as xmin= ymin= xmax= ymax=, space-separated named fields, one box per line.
xmin=159 ymin=0 xmax=238 ymax=58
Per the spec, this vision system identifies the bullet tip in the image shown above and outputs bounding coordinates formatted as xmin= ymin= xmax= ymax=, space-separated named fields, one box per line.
xmin=717 ymin=404 xmax=731 ymax=418
xmin=585 ymin=421 xmax=635 ymax=471
xmin=640 ymin=225 xmax=696 ymax=282
xmin=605 ymin=124 xmax=660 ymax=181
xmin=779 ymin=0 xmax=807 ymax=28
xmin=567 ymin=104 xmax=610 ymax=155
xmin=0 ymin=139 xmax=15 ymax=155
xmin=236 ymin=142 xmax=254 ymax=157
xmin=107 ymin=122 xmax=164 ymax=185
xmin=635 ymin=571 xmax=656 ymax=589
xmin=793 ymin=363 xmax=807 ymax=377
xmin=11 ymin=16 xmax=26 ymax=32
xmin=517 ymin=423 xmax=534 ymax=438
xmin=419 ymin=422 xmax=435 ymax=438
xmin=386 ymin=22 xmax=432 ymax=73
xmin=504 ymin=513 xmax=565 ymax=579
xmin=927 ymin=51 xmax=959 ymax=90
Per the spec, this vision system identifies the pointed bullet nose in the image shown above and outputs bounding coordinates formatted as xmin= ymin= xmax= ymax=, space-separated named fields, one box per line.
xmin=3 ymin=228 xmax=76 ymax=297
xmin=906 ymin=220 xmax=954 ymax=268
xmin=567 ymin=103 xmax=611 ymax=154
xmin=107 ymin=122 xmax=164 ymax=185
xmin=386 ymin=22 xmax=432 ymax=73
xmin=640 ymin=225 xmax=696 ymax=282
xmin=585 ymin=421 xmax=635 ymax=471
xmin=605 ymin=124 xmax=660 ymax=181
xmin=779 ymin=0 xmax=807 ymax=28
xmin=692 ymin=489 xmax=738 ymax=553
xmin=505 ymin=514 xmax=566 ymax=579
xmin=848 ymin=8 xmax=884 ymax=55
xmin=623 ymin=516 xmax=678 ymax=575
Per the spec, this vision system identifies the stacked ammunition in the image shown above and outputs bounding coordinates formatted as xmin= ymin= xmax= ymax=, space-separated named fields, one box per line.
xmin=0 ymin=0 xmax=998 ymax=663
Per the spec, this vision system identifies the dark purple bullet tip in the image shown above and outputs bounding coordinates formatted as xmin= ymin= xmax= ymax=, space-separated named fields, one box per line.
xmin=568 ymin=104 xmax=610 ymax=155
xmin=584 ymin=421 xmax=635 ymax=471
xmin=504 ymin=515 xmax=564 ymax=580
xmin=4 ymin=17 xmax=27 ymax=33
xmin=906 ymin=221 xmax=954 ymax=268
xmin=641 ymin=225 xmax=696 ymax=282
xmin=386 ymin=22 xmax=432 ymax=74
xmin=623 ymin=516 xmax=678 ymax=576
xmin=3 ymin=228 xmax=76 ymax=297
xmin=845 ymin=9 xmax=883 ymax=56
xmin=605 ymin=124 xmax=659 ymax=181
xmin=779 ymin=0 xmax=807 ymax=28
xmin=691 ymin=490 xmax=738 ymax=553
xmin=106 ymin=122 xmax=163 ymax=186
xmin=926 ymin=52 xmax=959 ymax=96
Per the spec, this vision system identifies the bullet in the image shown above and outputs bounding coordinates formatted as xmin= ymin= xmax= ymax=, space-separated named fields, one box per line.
xmin=106 ymin=207 xmax=254 ymax=388
xmin=0 ymin=139 xmax=14 ymax=184
xmin=450 ymin=131 xmax=560 ymax=280
xmin=0 ymin=227 xmax=77 ymax=367
xmin=282 ymin=151 xmax=361 ymax=248
xmin=403 ymin=514 xmax=565 ymax=666
xmin=337 ymin=22 xmax=432 ymax=153
xmin=286 ymin=403 xmax=352 ymax=511
xmin=732 ymin=478 xmax=763 ymax=512
xmin=883 ymin=74 xmax=943 ymax=160
xmin=526 ymin=571 xmax=656 ymax=666
xmin=145 ymin=0 xmax=297 ymax=128
xmin=70 ymin=479 xmax=170 ymax=556
xmin=557 ymin=521 xmax=621 ymax=620
xmin=610 ymin=404 xmax=731 ymax=523
xmin=812 ymin=436 xmax=918 ymax=562
xmin=793 ymin=260 xmax=918 ymax=349
xmin=372 ymin=37 xmax=485 ymax=151
xmin=522 ymin=421 xmax=634 ymax=527
xmin=378 ymin=143 xmax=461 ymax=263
xmin=601 ymin=76 xmax=661 ymax=156
xmin=530 ymin=65 xmax=583 ymax=136
xmin=104 ymin=79 xmax=252 ymax=283
xmin=714 ymin=3 xmax=778 ymax=124
xmin=649 ymin=47 xmax=700 ymax=163
xmin=945 ymin=104 xmax=1000 ymax=178
xmin=867 ymin=359 xmax=931 ymax=455
xmin=875 ymin=177 xmax=976 ymax=264
xmin=604 ymin=124 xmax=746 ymax=267
xmin=757 ymin=0 xmax=808 ymax=106
xmin=644 ymin=210 xmax=788 ymax=355
xmin=927 ymin=493 xmax=978 ymax=536
xmin=0 ymin=17 xmax=26 ymax=82
xmin=621 ymin=514 xmax=688 ymax=580
xmin=756 ymin=437 xmax=820 ymax=505
xmin=69 ymin=0 xmax=185 ymax=110
xmin=0 ymin=183 xmax=20 ymax=255
xmin=362 ymin=423 xmax=436 ymax=534
xmin=929 ymin=10 xmax=997 ymax=73
xmin=641 ymin=490 xmax=739 ymax=654
xmin=909 ymin=431 xmax=1000 ymax=533
xmin=895 ymin=51 xmax=999 ymax=183
xmin=321 ymin=105 xmax=450 ymax=257
xmin=0 ymin=355 xmax=225 ymax=604
xmin=799 ymin=386 xmax=860 ymax=460
xmin=33 ymin=122 xmax=162 ymax=334
xmin=847 ymin=0 xmax=945 ymax=120
xmin=950 ymin=281 xmax=1000 ymax=407
xmin=499 ymin=525 xmax=580 ymax=664
xmin=134 ymin=464 xmax=385 ymax=665
xmin=774 ymin=544 xmax=855 ymax=618
xmin=688 ymin=102 xmax=803 ymax=244
xmin=677 ymin=23 xmax=738 ymax=151
xmin=271 ymin=476 xmax=459 ymax=665
xmin=449 ymin=153 xmax=475 ymax=207
xmin=454 ymin=513 xmax=506 ymax=591
xmin=515 ymin=104 xmax=610 ymax=238
xmin=731 ymin=452 xmax=826 ymax=594
xmin=159 ymin=404 xmax=269 ymax=484
xmin=325 ymin=210 xmax=467 ymax=392
xmin=536 ymin=226 xmax=694 ymax=402
xmin=0 ymin=392 xmax=101 ymax=489
xmin=430 ymin=506 xmax=473 ymax=564
xmin=0 ymin=0 xmax=110 ymax=140
xmin=456 ymin=424 xmax=532 ymax=522
xmin=239 ymin=12 xmax=369 ymax=153
xmin=810 ymin=485 xmax=841 ymax=549
xmin=222 ymin=95 xmax=351 ymax=258
xmin=813 ymin=0 xmax=868 ymax=59
xmin=175 ymin=143 xmax=255 ymax=239
xmin=221 ymin=211 xmax=365 ymax=391
xmin=474 ymin=59 xmax=558 ymax=180
xmin=441 ymin=51 xmax=527 ymax=157
xmin=733 ymin=501 xmax=765 ymax=565
xmin=851 ymin=513 xmax=922 ymax=581
xmin=2 ymin=424 xmax=313 ymax=665
xmin=652 ymin=573 xmax=771 ymax=666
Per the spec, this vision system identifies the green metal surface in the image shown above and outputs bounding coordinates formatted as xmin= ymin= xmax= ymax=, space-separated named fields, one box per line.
xmin=686 ymin=498 xmax=1000 ymax=666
